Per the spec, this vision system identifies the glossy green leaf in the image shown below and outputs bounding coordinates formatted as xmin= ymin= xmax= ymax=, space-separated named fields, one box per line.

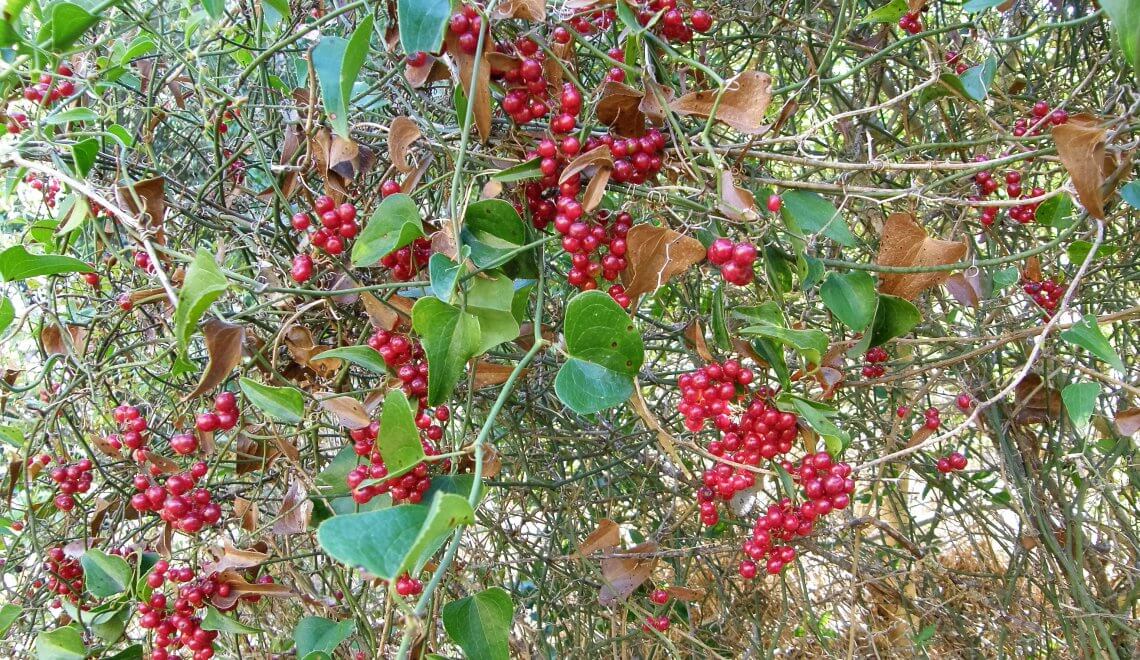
xmin=490 ymin=157 xmax=543 ymax=183
xmin=1102 ymin=0 xmax=1140 ymax=79
xmin=0 ymin=297 xmax=14 ymax=337
xmin=442 ymin=587 xmax=514 ymax=660
xmin=779 ymin=191 xmax=857 ymax=247
xmin=56 ymin=195 xmax=89 ymax=235
xmin=90 ymin=606 xmax=130 ymax=643
xmin=554 ymin=291 xmax=644 ymax=415
xmin=739 ymin=325 xmax=828 ymax=365
xmin=295 ymin=617 xmax=355 ymax=658
xmin=399 ymin=493 xmax=475 ymax=576
xmin=201 ymin=606 xmax=262 ymax=634
xmin=35 ymin=626 xmax=85 ymax=660
xmin=351 ymin=193 xmax=424 ymax=267
xmin=44 ymin=108 xmax=97 ymax=125
xmin=1121 ymin=180 xmax=1140 ymax=209
xmin=312 ymin=15 xmax=374 ymax=138
xmin=49 ymin=2 xmax=98 ymax=51
xmin=1036 ymin=194 xmax=1073 ymax=228
xmin=239 ymin=377 xmax=304 ymax=424
xmin=958 ymin=57 xmax=998 ymax=100
xmin=962 ymin=0 xmax=1005 ymax=12
xmin=377 ymin=390 xmax=425 ymax=479
xmin=0 ymin=603 xmax=21 ymax=637
xmin=1060 ymin=315 xmax=1125 ymax=373
xmin=467 ymin=273 xmax=520 ymax=353
xmin=69 ymin=139 xmax=98 ymax=179
xmin=173 ymin=248 xmax=228 ymax=355
xmin=860 ymin=0 xmax=907 ymax=23
xmin=781 ymin=394 xmax=848 ymax=455
xmin=429 ymin=253 xmax=460 ymax=302
xmin=1067 ymin=240 xmax=1119 ymax=263
xmin=104 ymin=645 xmax=144 ymax=660
xmin=0 ymin=245 xmax=92 ymax=282
xmin=1062 ymin=382 xmax=1101 ymax=429
xmin=820 ymin=271 xmax=876 ymax=331
xmin=398 ymin=0 xmax=451 ymax=55
xmin=870 ymin=294 xmax=921 ymax=347
xmin=412 ymin=297 xmax=482 ymax=406
xmin=314 ymin=346 xmax=388 ymax=374
xmin=81 ymin=549 xmax=132 ymax=599
xmin=991 ymin=267 xmax=1020 ymax=290
xmin=461 ymin=200 xmax=527 ymax=268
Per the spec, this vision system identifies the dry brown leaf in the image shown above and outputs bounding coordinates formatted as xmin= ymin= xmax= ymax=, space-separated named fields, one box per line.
xmin=598 ymin=541 xmax=658 ymax=606
xmin=577 ymin=519 xmax=620 ymax=557
xmin=544 ymin=40 xmax=575 ymax=94
xmin=388 ymin=117 xmax=421 ymax=173
xmin=683 ymin=318 xmax=714 ymax=362
xmin=431 ymin=226 xmax=459 ymax=260
xmin=630 ymin=384 xmax=689 ymax=478
xmin=317 ymin=394 xmax=371 ymax=429
xmin=406 ymin=57 xmax=450 ymax=88
xmin=386 ymin=294 xmax=417 ymax=317
xmin=669 ymin=71 xmax=773 ymax=135
xmin=128 ymin=287 xmax=168 ymax=306
xmin=401 ymin=151 xmax=435 ymax=194
xmin=328 ymin=135 xmax=376 ymax=182
xmin=89 ymin=497 xmax=115 ymax=538
xmin=664 ymin=585 xmax=707 ymax=602
xmin=596 ymin=82 xmax=646 ymax=137
xmin=256 ymin=124 xmax=305 ymax=201
xmin=273 ymin=435 xmax=302 ymax=464
xmin=361 ymin=292 xmax=402 ymax=331
xmin=146 ymin=452 xmax=180 ymax=475
xmin=560 ymin=145 xmax=613 ymax=183
xmin=875 ymin=213 xmax=967 ymax=300
xmin=116 ymin=177 xmax=167 ymax=241
xmin=717 ymin=169 xmax=759 ymax=221
xmin=493 ymin=0 xmax=545 ymax=20
xmin=91 ymin=434 xmax=122 ymax=458
xmin=41 ymin=324 xmax=87 ymax=357
xmin=233 ymin=497 xmax=258 ymax=532
xmin=486 ymin=52 xmax=521 ymax=75
xmin=203 ymin=542 xmax=270 ymax=575
xmin=446 ymin=32 xmax=492 ymax=142
xmin=481 ymin=179 xmax=504 ymax=199
xmin=907 ymin=0 xmax=925 ymax=11
xmin=639 ymin=78 xmax=674 ymax=124
xmin=211 ymin=568 xmax=293 ymax=610
xmin=1024 ymin=256 xmax=1042 ymax=283
xmin=944 ymin=272 xmax=982 ymax=308
xmin=1013 ymin=373 xmax=1063 ymax=424
xmin=1114 ymin=407 xmax=1140 ymax=436
xmin=235 ymin=435 xmax=268 ymax=475
xmin=184 ymin=318 xmax=244 ymax=400
xmin=815 ymin=345 xmax=845 ymax=399
xmin=271 ymin=478 xmax=312 ymax=535
xmin=473 ymin=361 xmax=524 ymax=388
xmin=620 ymin=224 xmax=706 ymax=301
xmin=766 ymin=97 xmax=799 ymax=136
xmin=581 ymin=165 xmax=611 ymax=212
xmin=283 ymin=326 xmax=339 ymax=378
xmin=1053 ymin=113 xmax=1107 ymax=219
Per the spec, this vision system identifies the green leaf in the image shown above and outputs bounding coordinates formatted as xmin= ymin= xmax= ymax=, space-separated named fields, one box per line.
xmin=1067 ymin=240 xmax=1119 ymax=263
xmin=991 ymin=267 xmax=1020 ymax=290
xmin=1036 ymin=193 xmax=1074 ymax=228
xmin=295 ymin=617 xmax=355 ymax=658
xmin=958 ymin=57 xmax=998 ymax=101
xmin=779 ymin=191 xmax=857 ymax=247
xmin=1121 ymin=180 xmax=1140 ymax=209
xmin=104 ymin=645 xmax=144 ymax=660
xmin=35 ymin=626 xmax=86 ymax=660
xmin=860 ymin=0 xmax=907 ymax=23
xmin=44 ymin=108 xmax=98 ymax=125
xmin=316 ymin=444 xmax=359 ymax=495
xmin=1102 ymin=0 xmax=1140 ymax=79
xmin=1060 ymin=315 xmax=1125 ymax=373
xmin=377 ymin=390 xmax=426 ymax=479
xmin=962 ymin=0 xmax=1005 ymax=13
xmin=80 ymin=549 xmax=132 ymax=599
xmin=739 ymin=325 xmax=828 ymax=366
xmin=70 ymin=138 xmax=98 ymax=178
xmin=398 ymin=0 xmax=451 ymax=55
xmin=263 ymin=0 xmax=289 ymax=25
xmin=412 ymin=297 xmax=482 ymax=406
xmin=351 ymin=193 xmax=425 ymax=267
xmin=554 ymin=290 xmax=645 ymax=415
xmin=0 ymin=245 xmax=91 ymax=282
xmin=173 ymin=248 xmax=228 ymax=355
xmin=312 ymin=15 xmax=374 ymax=138
xmin=49 ymin=2 xmax=98 ymax=51
xmin=201 ymin=606 xmax=262 ymax=634
xmin=90 ymin=606 xmax=130 ymax=643
xmin=0 ymin=425 xmax=24 ymax=449
xmin=239 ymin=377 xmax=305 ymax=424
xmin=461 ymin=200 xmax=527 ymax=269
xmin=781 ymin=394 xmax=849 ymax=455
xmin=820 ymin=271 xmax=876 ymax=331
xmin=1062 ymin=382 xmax=1101 ymax=429
xmin=315 ymin=346 xmax=388 ymax=374
xmin=429 ymin=253 xmax=461 ymax=302
xmin=870 ymin=294 xmax=921 ymax=347
xmin=56 ymin=195 xmax=89 ymax=235
xmin=202 ymin=0 xmax=224 ymax=19
xmin=318 ymin=504 xmax=428 ymax=579
xmin=467 ymin=273 xmax=520 ymax=353
xmin=711 ymin=286 xmax=731 ymax=351
xmin=490 ymin=157 xmax=543 ymax=183
xmin=442 ymin=587 xmax=515 ymax=660
xmin=0 ymin=603 xmax=21 ymax=637
xmin=399 ymin=493 xmax=476 ymax=576
xmin=0 ymin=297 xmax=14 ymax=337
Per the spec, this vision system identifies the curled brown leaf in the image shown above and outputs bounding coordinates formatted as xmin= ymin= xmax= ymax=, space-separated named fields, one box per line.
xmin=446 ymin=32 xmax=492 ymax=142
xmin=596 ymin=82 xmax=646 ymax=137
xmin=668 ymin=71 xmax=773 ymax=135
xmin=388 ymin=117 xmax=421 ymax=173
xmin=875 ymin=213 xmax=967 ymax=300
xmin=598 ymin=541 xmax=659 ymax=606
xmin=271 ymin=478 xmax=312 ymax=535
xmin=577 ymin=519 xmax=620 ymax=557
xmin=317 ymin=393 xmax=372 ymax=429
xmin=1052 ymin=113 xmax=1107 ymax=219
xmin=620 ymin=224 xmax=706 ymax=301
xmin=184 ymin=318 xmax=244 ymax=400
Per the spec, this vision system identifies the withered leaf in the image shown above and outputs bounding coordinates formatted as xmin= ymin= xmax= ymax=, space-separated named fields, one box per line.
xmin=211 ymin=568 xmax=292 ymax=610
xmin=598 ymin=541 xmax=659 ymax=606
xmin=271 ymin=478 xmax=312 ymax=535
xmin=388 ymin=117 xmax=421 ymax=173
xmin=683 ymin=318 xmax=714 ymax=362
xmin=116 ymin=176 xmax=167 ymax=238
xmin=581 ymin=165 xmax=611 ymax=212
xmin=944 ymin=271 xmax=983 ymax=308
xmin=406 ymin=57 xmax=450 ymax=88
xmin=184 ymin=318 xmax=244 ymax=400
xmin=875 ymin=213 xmax=967 ymax=300
xmin=639 ymin=78 xmax=675 ymax=124
xmin=577 ymin=519 xmax=620 ymax=557
xmin=560 ymin=145 xmax=612 ymax=183
xmin=596 ymin=82 xmax=646 ymax=137
xmin=361 ymin=292 xmax=402 ymax=331
xmin=669 ymin=71 xmax=773 ymax=135
xmin=664 ymin=585 xmax=706 ymax=602
xmin=1114 ymin=408 xmax=1140 ymax=436
xmin=202 ymin=542 xmax=270 ymax=575
xmin=474 ymin=361 xmax=525 ymax=388
xmin=718 ymin=169 xmax=758 ymax=221
xmin=41 ymin=324 xmax=87 ymax=357
xmin=233 ymin=497 xmax=258 ymax=532
xmin=328 ymin=135 xmax=376 ymax=182
xmin=317 ymin=394 xmax=372 ymax=429
xmin=493 ymin=0 xmax=545 ymax=20
xmin=1013 ymin=373 xmax=1063 ymax=424
xmin=620 ymin=224 xmax=706 ymax=301
xmin=1053 ymin=113 xmax=1107 ymax=219
xmin=446 ymin=32 xmax=492 ymax=142
xmin=629 ymin=384 xmax=689 ymax=478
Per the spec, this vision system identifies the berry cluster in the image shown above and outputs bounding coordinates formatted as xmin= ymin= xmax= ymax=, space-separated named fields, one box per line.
xmin=22 ymin=63 xmax=77 ymax=106
xmin=586 ymin=129 xmax=667 ymax=185
xmin=1022 ymin=276 xmax=1064 ymax=316
xmin=379 ymin=237 xmax=433 ymax=282
xmin=565 ymin=7 xmax=615 ymax=35
xmin=112 ymin=404 xmax=152 ymax=461
xmin=134 ymin=249 xmax=156 ymax=273
xmin=970 ymin=158 xmax=1046 ymax=226
xmin=676 ymin=360 xmax=754 ymax=433
xmin=922 ymin=406 xmax=941 ymax=430
xmin=641 ymin=588 xmax=671 ymax=633
xmin=193 ymin=391 xmax=240 ymax=436
xmin=936 ymin=451 xmax=968 ymax=474
xmin=493 ymin=37 xmax=549 ymax=125
xmin=944 ymin=50 xmax=968 ymax=75
xmin=634 ymin=2 xmax=714 ymax=43
xmin=394 ymin=573 xmax=424 ymax=597
xmin=46 ymin=458 xmax=93 ymax=512
xmin=43 ymin=547 xmax=84 ymax=604
xmin=706 ymin=238 xmax=757 ymax=286
xmin=293 ymin=195 xmax=360 ymax=257
xmin=344 ymin=422 xmax=447 ymax=505
xmin=1015 ymin=100 xmax=1069 ymax=137
xmin=448 ymin=4 xmax=484 ymax=55
xmin=366 ymin=329 xmax=429 ymax=402
xmin=861 ymin=346 xmax=888 ymax=378
xmin=24 ymin=173 xmax=61 ymax=208
xmin=129 ymin=463 xmax=221 ymax=535
xmin=138 ymin=563 xmax=225 ymax=659
xmin=222 ymin=148 xmax=245 ymax=184
xmin=898 ymin=10 xmax=923 ymax=35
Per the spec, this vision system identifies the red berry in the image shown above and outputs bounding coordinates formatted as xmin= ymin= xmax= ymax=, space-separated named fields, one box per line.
xmin=690 ymin=10 xmax=713 ymax=33
xmin=707 ymin=238 xmax=734 ymax=265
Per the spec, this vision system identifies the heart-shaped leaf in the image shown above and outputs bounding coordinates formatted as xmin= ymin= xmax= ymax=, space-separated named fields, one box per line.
xmin=555 ymin=291 xmax=645 ymax=415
